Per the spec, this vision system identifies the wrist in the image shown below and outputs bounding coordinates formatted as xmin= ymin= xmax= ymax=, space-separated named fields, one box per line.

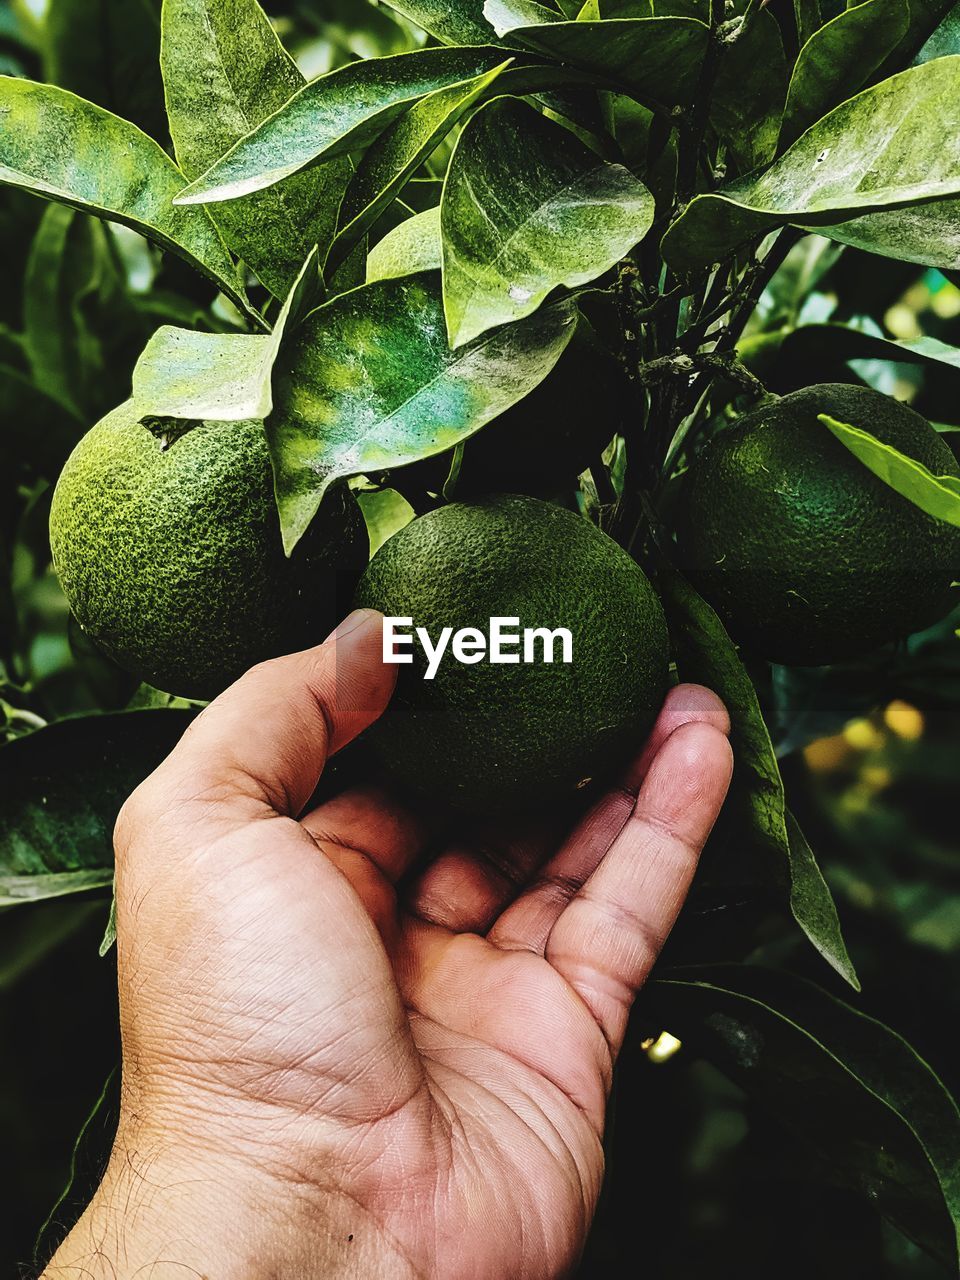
xmin=42 ymin=1123 xmax=420 ymax=1279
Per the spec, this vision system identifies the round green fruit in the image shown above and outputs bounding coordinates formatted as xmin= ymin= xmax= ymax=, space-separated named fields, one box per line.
xmin=675 ymin=384 xmax=960 ymax=666
xmin=49 ymin=401 xmax=367 ymax=699
xmin=355 ymin=494 xmax=670 ymax=813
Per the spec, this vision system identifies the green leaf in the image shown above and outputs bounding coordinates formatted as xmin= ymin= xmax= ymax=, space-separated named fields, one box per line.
xmin=175 ymin=48 xmax=567 ymax=208
xmin=23 ymin=204 xmax=114 ymax=417
xmin=44 ymin=0 xmax=167 ymax=142
xmin=658 ymin=562 xmax=859 ymax=989
xmin=0 ymin=710 xmax=193 ymax=907
xmin=357 ymin=487 xmax=416 ymax=554
xmin=794 ymin=0 xmax=822 ymax=47
xmin=914 ymin=0 xmax=960 ymax=61
xmin=780 ymin=0 xmax=911 ymax=149
xmin=881 ymin=0 xmax=957 ymax=71
xmin=268 ymin=273 xmax=577 ymax=552
xmin=367 ymin=206 xmax=441 ymax=282
xmin=131 ymin=246 xmax=322 ymax=422
xmin=820 ymin=413 xmax=960 ymax=527
xmin=661 ymin=58 xmax=960 ymax=272
xmin=779 ymin=322 xmax=960 ymax=373
xmin=99 ymin=893 xmax=117 ymax=956
xmin=133 ymin=330 xmax=274 ymax=422
xmin=483 ymin=0 xmax=710 ymax=103
xmin=784 ymin=812 xmax=859 ymax=976
xmin=441 ymin=97 xmax=654 ymax=347
xmin=161 ymin=0 xmax=354 ymax=298
xmin=647 ymin=965 xmax=960 ymax=1269
xmin=380 ymin=0 xmax=499 ymax=45
xmin=328 ymin=62 xmax=510 ymax=277
xmin=22 ymin=203 xmax=190 ymax=422
xmin=1 ymin=868 xmax=116 ymax=905
xmin=709 ymin=9 xmax=787 ymax=172
xmin=601 ymin=0 xmax=657 ymax=15
xmin=0 ymin=76 xmax=251 ymax=319
xmin=0 ymin=364 xmax=83 ymax=476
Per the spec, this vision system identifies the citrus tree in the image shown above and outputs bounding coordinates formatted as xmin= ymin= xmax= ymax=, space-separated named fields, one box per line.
xmin=2 ymin=0 xmax=960 ymax=1272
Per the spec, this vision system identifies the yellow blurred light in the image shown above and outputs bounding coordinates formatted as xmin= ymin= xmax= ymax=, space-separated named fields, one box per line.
xmin=884 ymin=303 xmax=923 ymax=340
xmin=884 ymin=699 xmax=924 ymax=741
xmin=903 ymin=281 xmax=930 ymax=311
xmin=804 ymin=734 xmax=851 ymax=772
xmin=930 ymin=284 xmax=960 ymax=319
xmin=645 ymin=1032 xmax=683 ymax=1064
xmin=862 ymin=765 xmax=893 ymax=791
xmin=843 ymin=718 xmax=885 ymax=752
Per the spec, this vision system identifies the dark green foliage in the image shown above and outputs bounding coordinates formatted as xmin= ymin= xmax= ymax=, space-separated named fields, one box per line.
xmin=44 ymin=0 xmax=167 ymax=142
xmin=647 ymin=965 xmax=960 ymax=1272
xmin=657 ymin=563 xmax=859 ymax=988
xmin=356 ymin=495 xmax=669 ymax=812
xmin=2 ymin=0 xmax=960 ymax=1271
xmin=411 ymin=318 xmax=626 ymax=499
xmin=49 ymin=404 xmax=366 ymax=699
xmin=1 ymin=710 xmax=193 ymax=902
xmin=676 ymin=385 xmax=960 ymax=665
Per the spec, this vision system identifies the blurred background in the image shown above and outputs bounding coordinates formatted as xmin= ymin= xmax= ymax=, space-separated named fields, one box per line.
xmin=1 ymin=1 xmax=957 ymax=1275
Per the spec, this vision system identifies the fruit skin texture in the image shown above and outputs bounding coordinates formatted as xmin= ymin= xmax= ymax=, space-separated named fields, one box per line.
xmin=355 ymin=494 xmax=670 ymax=814
xmin=50 ymin=401 xmax=367 ymax=700
xmin=676 ymin=384 xmax=960 ymax=666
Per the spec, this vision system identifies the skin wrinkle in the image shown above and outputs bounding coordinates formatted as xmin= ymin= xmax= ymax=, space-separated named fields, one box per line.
xmin=402 ymin=954 xmax=612 ymax=1132
xmin=568 ymin=885 xmax=670 ymax=965
xmin=415 ymin=1063 xmax=589 ymax=1270
xmin=439 ymin=1053 xmax=596 ymax=1200
xmin=44 ymin=620 xmax=731 ymax=1279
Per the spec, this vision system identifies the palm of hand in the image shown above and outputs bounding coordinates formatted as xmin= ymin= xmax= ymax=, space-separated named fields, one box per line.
xmin=113 ymin=617 xmax=730 ymax=1279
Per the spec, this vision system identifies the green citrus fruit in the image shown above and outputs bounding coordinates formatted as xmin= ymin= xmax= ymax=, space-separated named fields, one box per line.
xmin=354 ymin=494 xmax=669 ymax=813
xmin=675 ymin=384 xmax=960 ymax=666
xmin=50 ymin=401 xmax=367 ymax=699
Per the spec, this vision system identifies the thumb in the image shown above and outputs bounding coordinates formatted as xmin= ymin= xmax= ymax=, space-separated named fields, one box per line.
xmin=138 ymin=608 xmax=395 ymax=824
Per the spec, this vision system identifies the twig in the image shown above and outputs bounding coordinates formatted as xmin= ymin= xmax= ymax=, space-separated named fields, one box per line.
xmin=673 ymin=228 xmax=801 ymax=433
xmin=675 ymin=0 xmax=726 ymax=209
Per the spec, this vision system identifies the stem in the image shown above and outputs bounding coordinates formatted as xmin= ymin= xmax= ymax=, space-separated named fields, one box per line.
xmin=679 ymin=262 xmax=736 ymax=352
xmin=658 ymin=0 xmax=725 ymax=352
xmin=673 ymin=228 xmax=801 ymax=433
xmin=615 ymin=258 xmax=644 ymax=385
xmin=717 ymin=228 xmax=803 ymax=356
xmin=675 ymin=0 xmax=725 ymax=209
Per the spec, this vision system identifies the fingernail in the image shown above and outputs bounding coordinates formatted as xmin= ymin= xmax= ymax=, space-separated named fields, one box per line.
xmin=323 ymin=607 xmax=380 ymax=645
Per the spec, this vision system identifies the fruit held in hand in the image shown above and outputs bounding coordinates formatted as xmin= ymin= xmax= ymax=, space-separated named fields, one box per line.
xmin=355 ymin=494 xmax=670 ymax=813
xmin=675 ymin=384 xmax=960 ymax=666
xmin=50 ymin=401 xmax=366 ymax=699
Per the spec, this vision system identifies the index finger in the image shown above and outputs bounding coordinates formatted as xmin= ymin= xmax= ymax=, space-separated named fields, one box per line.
xmin=119 ymin=609 xmax=394 ymax=840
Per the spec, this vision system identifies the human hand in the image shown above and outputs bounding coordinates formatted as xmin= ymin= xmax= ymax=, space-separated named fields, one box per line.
xmin=45 ymin=609 xmax=732 ymax=1280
